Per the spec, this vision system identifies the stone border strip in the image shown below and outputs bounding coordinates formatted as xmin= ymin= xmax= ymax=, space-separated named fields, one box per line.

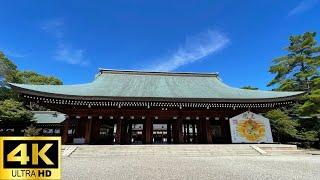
xmin=63 ymin=146 xmax=78 ymax=157
xmin=250 ymin=145 xmax=268 ymax=155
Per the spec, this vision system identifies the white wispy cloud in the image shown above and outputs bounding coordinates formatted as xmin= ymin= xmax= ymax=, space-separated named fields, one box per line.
xmin=145 ymin=29 xmax=229 ymax=71
xmin=54 ymin=43 xmax=89 ymax=66
xmin=288 ymin=0 xmax=319 ymax=16
xmin=41 ymin=18 xmax=64 ymax=38
xmin=41 ymin=18 xmax=89 ymax=66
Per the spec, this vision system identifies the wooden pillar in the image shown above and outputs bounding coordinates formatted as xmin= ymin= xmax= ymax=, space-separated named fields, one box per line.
xmin=198 ymin=118 xmax=203 ymax=143
xmin=90 ymin=118 xmax=100 ymax=144
xmin=178 ymin=118 xmax=183 ymax=143
xmin=205 ymin=118 xmax=213 ymax=144
xmin=167 ymin=123 xmax=172 ymax=144
xmin=127 ymin=121 xmax=132 ymax=144
xmin=197 ymin=119 xmax=202 ymax=143
xmin=173 ymin=118 xmax=183 ymax=144
xmin=62 ymin=117 xmax=70 ymax=144
xmin=115 ymin=118 xmax=123 ymax=144
xmin=172 ymin=119 xmax=178 ymax=144
xmin=221 ymin=118 xmax=231 ymax=143
xmin=187 ymin=123 xmax=190 ymax=143
xmin=192 ymin=123 xmax=196 ymax=143
xmin=84 ymin=117 xmax=93 ymax=144
xmin=145 ymin=117 xmax=153 ymax=144
xmin=75 ymin=117 xmax=84 ymax=138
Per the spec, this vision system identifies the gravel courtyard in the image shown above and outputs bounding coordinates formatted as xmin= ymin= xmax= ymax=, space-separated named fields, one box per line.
xmin=62 ymin=155 xmax=320 ymax=180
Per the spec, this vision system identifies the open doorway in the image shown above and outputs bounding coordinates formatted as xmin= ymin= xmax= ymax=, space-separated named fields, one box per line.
xmin=153 ymin=124 xmax=170 ymax=144
xmin=182 ymin=120 xmax=198 ymax=143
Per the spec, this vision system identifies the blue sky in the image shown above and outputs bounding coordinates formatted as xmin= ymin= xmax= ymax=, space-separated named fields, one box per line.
xmin=0 ymin=0 xmax=319 ymax=89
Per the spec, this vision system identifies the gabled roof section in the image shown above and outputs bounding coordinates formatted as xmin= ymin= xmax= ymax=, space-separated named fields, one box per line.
xmin=10 ymin=69 xmax=304 ymax=102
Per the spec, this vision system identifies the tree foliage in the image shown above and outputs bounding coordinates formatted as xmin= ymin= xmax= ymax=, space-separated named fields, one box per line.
xmin=0 ymin=51 xmax=62 ymax=101
xmin=241 ymin=86 xmax=258 ymax=90
xmin=267 ymin=32 xmax=320 ymax=147
xmin=0 ymin=99 xmax=34 ymax=123
xmin=0 ymin=51 xmax=17 ymax=78
xmin=0 ymin=51 xmax=17 ymax=87
xmin=266 ymin=109 xmax=298 ymax=141
xmin=268 ymin=32 xmax=320 ymax=91
xmin=0 ymin=51 xmax=63 ymax=123
xmin=7 ymin=71 xmax=63 ymax=85
xmin=24 ymin=124 xmax=41 ymax=136
xmin=299 ymin=76 xmax=320 ymax=116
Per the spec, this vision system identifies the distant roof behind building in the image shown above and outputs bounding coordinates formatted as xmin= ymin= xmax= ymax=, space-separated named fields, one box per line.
xmin=10 ymin=69 xmax=304 ymax=103
xmin=33 ymin=111 xmax=66 ymax=124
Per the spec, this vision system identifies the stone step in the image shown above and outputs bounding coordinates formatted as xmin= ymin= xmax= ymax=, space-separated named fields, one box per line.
xmin=70 ymin=144 xmax=261 ymax=157
xmin=257 ymin=144 xmax=298 ymax=151
xmin=253 ymin=144 xmax=306 ymax=155
xmin=266 ymin=150 xmax=306 ymax=155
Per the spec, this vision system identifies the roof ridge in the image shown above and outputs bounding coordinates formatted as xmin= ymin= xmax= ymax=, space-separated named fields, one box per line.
xmin=31 ymin=111 xmax=62 ymax=114
xmin=98 ymin=68 xmax=219 ymax=77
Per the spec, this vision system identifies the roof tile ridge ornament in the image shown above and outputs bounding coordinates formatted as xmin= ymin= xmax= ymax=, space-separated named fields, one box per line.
xmin=97 ymin=68 xmax=219 ymax=77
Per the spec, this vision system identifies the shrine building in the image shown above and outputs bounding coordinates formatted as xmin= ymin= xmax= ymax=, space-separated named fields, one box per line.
xmin=10 ymin=69 xmax=304 ymax=144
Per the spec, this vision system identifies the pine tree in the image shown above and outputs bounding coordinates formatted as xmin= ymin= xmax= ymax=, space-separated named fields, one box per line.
xmin=267 ymin=32 xmax=320 ymax=147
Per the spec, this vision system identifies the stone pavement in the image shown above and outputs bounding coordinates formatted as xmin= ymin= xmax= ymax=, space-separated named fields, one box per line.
xmin=61 ymin=145 xmax=319 ymax=180
xmin=62 ymin=153 xmax=320 ymax=180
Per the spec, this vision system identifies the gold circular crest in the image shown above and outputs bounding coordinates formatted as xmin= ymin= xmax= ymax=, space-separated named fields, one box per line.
xmin=237 ymin=119 xmax=265 ymax=142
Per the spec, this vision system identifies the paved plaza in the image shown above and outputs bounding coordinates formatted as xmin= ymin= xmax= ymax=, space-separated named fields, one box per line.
xmin=62 ymin=145 xmax=320 ymax=180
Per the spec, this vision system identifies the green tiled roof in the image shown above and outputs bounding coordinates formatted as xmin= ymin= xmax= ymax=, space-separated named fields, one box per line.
xmin=33 ymin=111 xmax=66 ymax=124
xmin=10 ymin=69 xmax=304 ymax=102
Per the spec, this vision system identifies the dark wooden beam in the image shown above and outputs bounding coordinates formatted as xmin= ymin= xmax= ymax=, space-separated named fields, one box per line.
xmin=84 ymin=118 xmax=93 ymax=144
xmin=62 ymin=118 xmax=69 ymax=144
xmin=145 ymin=116 xmax=153 ymax=144
xmin=115 ymin=118 xmax=123 ymax=144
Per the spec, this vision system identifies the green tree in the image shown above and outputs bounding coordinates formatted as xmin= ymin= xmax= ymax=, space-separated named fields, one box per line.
xmin=0 ymin=51 xmax=17 ymax=81
xmin=0 ymin=51 xmax=62 ymax=101
xmin=7 ymin=71 xmax=63 ymax=85
xmin=0 ymin=51 xmax=18 ymax=100
xmin=241 ymin=86 xmax=258 ymax=90
xmin=299 ymin=76 xmax=320 ymax=116
xmin=0 ymin=99 xmax=34 ymax=135
xmin=0 ymin=99 xmax=34 ymax=122
xmin=24 ymin=124 xmax=41 ymax=136
xmin=296 ymin=130 xmax=319 ymax=148
xmin=0 ymin=51 xmax=63 ymax=133
xmin=266 ymin=109 xmax=298 ymax=143
xmin=267 ymin=32 xmax=320 ymax=147
xmin=268 ymin=32 xmax=319 ymax=91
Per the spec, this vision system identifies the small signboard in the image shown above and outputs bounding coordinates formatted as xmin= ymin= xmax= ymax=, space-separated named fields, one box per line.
xmin=229 ymin=111 xmax=273 ymax=143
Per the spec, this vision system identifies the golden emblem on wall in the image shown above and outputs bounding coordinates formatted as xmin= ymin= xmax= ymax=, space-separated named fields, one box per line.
xmin=236 ymin=119 xmax=266 ymax=142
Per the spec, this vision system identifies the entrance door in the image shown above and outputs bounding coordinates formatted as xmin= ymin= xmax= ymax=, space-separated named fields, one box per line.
xmin=210 ymin=120 xmax=231 ymax=143
xmin=127 ymin=123 xmax=144 ymax=144
xmin=182 ymin=120 xmax=198 ymax=143
xmin=123 ymin=119 xmax=145 ymax=144
xmin=153 ymin=124 xmax=168 ymax=144
xmin=97 ymin=122 xmax=115 ymax=144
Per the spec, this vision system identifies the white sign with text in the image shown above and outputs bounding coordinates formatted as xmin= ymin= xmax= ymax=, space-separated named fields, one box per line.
xmin=229 ymin=111 xmax=273 ymax=143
